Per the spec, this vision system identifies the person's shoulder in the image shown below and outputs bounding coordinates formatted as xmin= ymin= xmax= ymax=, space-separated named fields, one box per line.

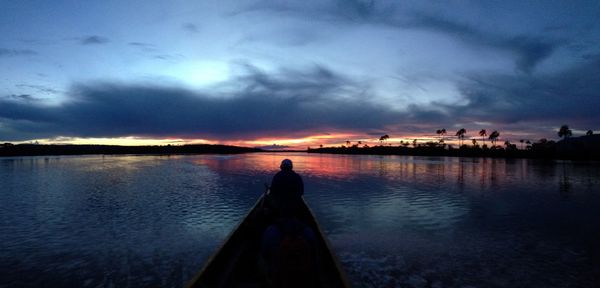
xmin=275 ymin=169 xmax=302 ymax=179
xmin=292 ymin=170 xmax=303 ymax=179
xmin=273 ymin=170 xmax=286 ymax=179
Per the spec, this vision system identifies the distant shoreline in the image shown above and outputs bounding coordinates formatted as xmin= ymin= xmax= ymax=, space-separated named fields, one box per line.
xmin=0 ymin=144 xmax=262 ymax=157
xmin=307 ymin=143 xmax=600 ymax=161
xmin=2 ymin=137 xmax=600 ymax=161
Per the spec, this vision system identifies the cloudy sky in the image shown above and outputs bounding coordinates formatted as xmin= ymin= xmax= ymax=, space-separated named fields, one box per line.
xmin=1 ymin=0 xmax=599 ymax=148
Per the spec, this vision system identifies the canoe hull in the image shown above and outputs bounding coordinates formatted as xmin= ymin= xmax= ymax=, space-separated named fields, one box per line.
xmin=186 ymin=195 xmax=350 ymax=288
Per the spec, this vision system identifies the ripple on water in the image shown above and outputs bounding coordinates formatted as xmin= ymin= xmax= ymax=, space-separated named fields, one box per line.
xmin=1 ymin=154 xmax=600 ymax=287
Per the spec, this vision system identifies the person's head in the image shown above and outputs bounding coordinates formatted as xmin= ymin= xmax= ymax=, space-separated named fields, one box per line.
xmin=280 ymin=159 xmax=293 ymax=171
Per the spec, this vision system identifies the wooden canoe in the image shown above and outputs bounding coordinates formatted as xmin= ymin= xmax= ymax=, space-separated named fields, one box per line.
xmin=185 ymin=194 xmax=351 ymax=288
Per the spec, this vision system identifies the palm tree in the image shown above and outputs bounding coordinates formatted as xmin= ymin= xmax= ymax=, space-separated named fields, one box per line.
xmin=519 ymin=139 xmax=524 ymax=150
xmin=472 ymin=139 xmax=477 ymax=147
xmin=346 ymin=140 xmax=351 ymax=147
xmin=379 ymin=134 xmax=389 ymax=145
xmin=455 ymin=128 xmax=466 ymax=146
xmin=505 ymin=140 xmax=517 ymax=150
xmin=558 ymin=125 xmax=572 ymax=140
xmin=558 ymin=125 xmax=572 ymax=153
xmin=586 ymin=130 xmax=593 ymax=136
xmin=435 ymin=129 xmax=446 ymax=141
xmin=479 ymin=129 xmax=487 ymax=145
xmin=489 ymin=130 xmax=500 ymax=147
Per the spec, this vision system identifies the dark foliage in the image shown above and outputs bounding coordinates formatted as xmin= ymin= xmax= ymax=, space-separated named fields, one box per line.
xmin=0 ymin=144 xmax=262 ymax=157
xmin=308 ymin=135 xmax=600 ymax=160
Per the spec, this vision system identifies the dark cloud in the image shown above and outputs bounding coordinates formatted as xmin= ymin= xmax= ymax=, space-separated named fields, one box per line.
xmin=128 ymin=42 xmax=156 ymax=51
xmin=182 ymin=23 xmax=199 ymax=33
xmin=409 ymin=14 xmax=558 ymax=73
xmin=15 ymin=84 xmax=60 ymax=95
xmin=0 ymin=48 xmax=37 ymax=57
xmin=333 ymin=0 xmax=378 ymax=21
xmin=239 ymin=28 xmax=323 ymax=47
xmin=0 ymin=97 xmax=55 ymax=123
xmin=153 ymin=54 xmax=184 ymax=61
xmin=127 ymin=42 xmax=181 ymax=60
xmin=128 ymin=42 xmax=153 ymax=47
xmin=81 ymin=35 xmax=109 ymax=45
xmin=503 ymin=36 xmax=556 ymax=73
xmin=450 ymin=55 xmax=600 ymax=129
xmin=2 ymin=58 xmax=599 ymax=142
xmin=4 ymin=94 xmax=37 ymax=102
xmin=235 ymin=2 xmax=558 ymax=73
xmin=231 ymin=1 xmax=385 ymax=24
xmin=0 ymin=65 xmax=400 ymax=141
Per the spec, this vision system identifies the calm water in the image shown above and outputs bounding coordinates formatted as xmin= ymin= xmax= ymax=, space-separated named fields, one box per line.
xmin=1 ymin=153 xmax=599 ymax=287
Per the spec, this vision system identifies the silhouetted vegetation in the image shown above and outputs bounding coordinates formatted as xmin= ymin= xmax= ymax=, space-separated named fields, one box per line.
xmin=479 ymin=129 xmax=487 ymax=145
xmin=309 ymin=136 xmax=600 ymax=160
xmin=488 ymin=130 xmax=500 ymax=147
xmin=378 ymin=134 xmax=389 ymax=145
xmin=436 ymin=129 xmax=447 ymax=142
xmin=455 ymin=128 xmax=466 ymax=146
xmin=0 ymin=144 xmax=262 ymax=157
xmin=3 ymin=126 xmax=599 ymax=160
xmin=558 ymin=125 xmax=572 ymax=139
xmin=308 ymin=126 xmax=600 ymax=160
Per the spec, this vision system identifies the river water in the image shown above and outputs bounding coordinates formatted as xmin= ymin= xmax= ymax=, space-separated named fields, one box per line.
xmin=1 ymin=153 xmax=599 ymax=287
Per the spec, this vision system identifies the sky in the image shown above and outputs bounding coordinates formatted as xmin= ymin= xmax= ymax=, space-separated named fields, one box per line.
xmin=1 ymin=0 xmax=599 ymax=149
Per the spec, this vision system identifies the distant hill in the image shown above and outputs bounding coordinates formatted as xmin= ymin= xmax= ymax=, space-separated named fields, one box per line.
xmin=0 ymin=144 xmax=262 ymax=157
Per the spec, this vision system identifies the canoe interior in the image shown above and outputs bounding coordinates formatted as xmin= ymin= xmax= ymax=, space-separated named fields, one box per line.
xmin=186 ymin=195 xmax=351 ymax=288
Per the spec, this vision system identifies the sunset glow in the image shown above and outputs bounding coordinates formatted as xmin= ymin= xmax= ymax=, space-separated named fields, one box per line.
xmin=13 ymin=127 xmax=548 ymax=150
xmin=17 ymin=133 xmax=480 ymax=150
xmin=1 ymin=1 xmax=598 ymax=147
xmin=29 ymin=137 xmax=209 ymax=147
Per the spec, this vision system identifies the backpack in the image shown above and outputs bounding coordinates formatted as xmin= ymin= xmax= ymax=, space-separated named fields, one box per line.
xmin=275 ymin=234 xmax=314 ymax=288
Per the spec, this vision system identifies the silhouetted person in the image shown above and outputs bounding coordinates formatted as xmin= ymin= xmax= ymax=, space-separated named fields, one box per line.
xmin=268 ymin=159 xmax=304 ymax=218
xmin=260 ymin=159 xmax=316 ymax=287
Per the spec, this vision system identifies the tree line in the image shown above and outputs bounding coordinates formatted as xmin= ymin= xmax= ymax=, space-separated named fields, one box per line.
xmin=332 ymin=125 xmax=592 ymax=150
xmin=309 ymin=125 xmax=599 ymax=160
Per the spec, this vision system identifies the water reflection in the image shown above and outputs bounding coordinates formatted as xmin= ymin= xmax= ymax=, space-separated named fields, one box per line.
xmin=1 ymin=154 xmax=599 ymax=287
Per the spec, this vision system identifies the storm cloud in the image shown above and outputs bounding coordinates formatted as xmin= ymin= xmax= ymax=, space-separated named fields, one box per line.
xmin=0 ymin=66 xmax=401 ymax=141
xmin=407 ymin=14 xmax=558 ymax=73
xmin=237 ymin=1 xmax=560 ymax=73
xmin=1 ymin=1 xmax=599 ymax=143
xmin=2 ymin=56 xmax=599 ymax=142
xmin=453 ymin=54 xmax=600 ymax=126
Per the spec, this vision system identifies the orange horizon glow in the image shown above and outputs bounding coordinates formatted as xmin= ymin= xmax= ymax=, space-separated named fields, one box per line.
xmin=6 ymin=129 xmax=544 ymax=150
